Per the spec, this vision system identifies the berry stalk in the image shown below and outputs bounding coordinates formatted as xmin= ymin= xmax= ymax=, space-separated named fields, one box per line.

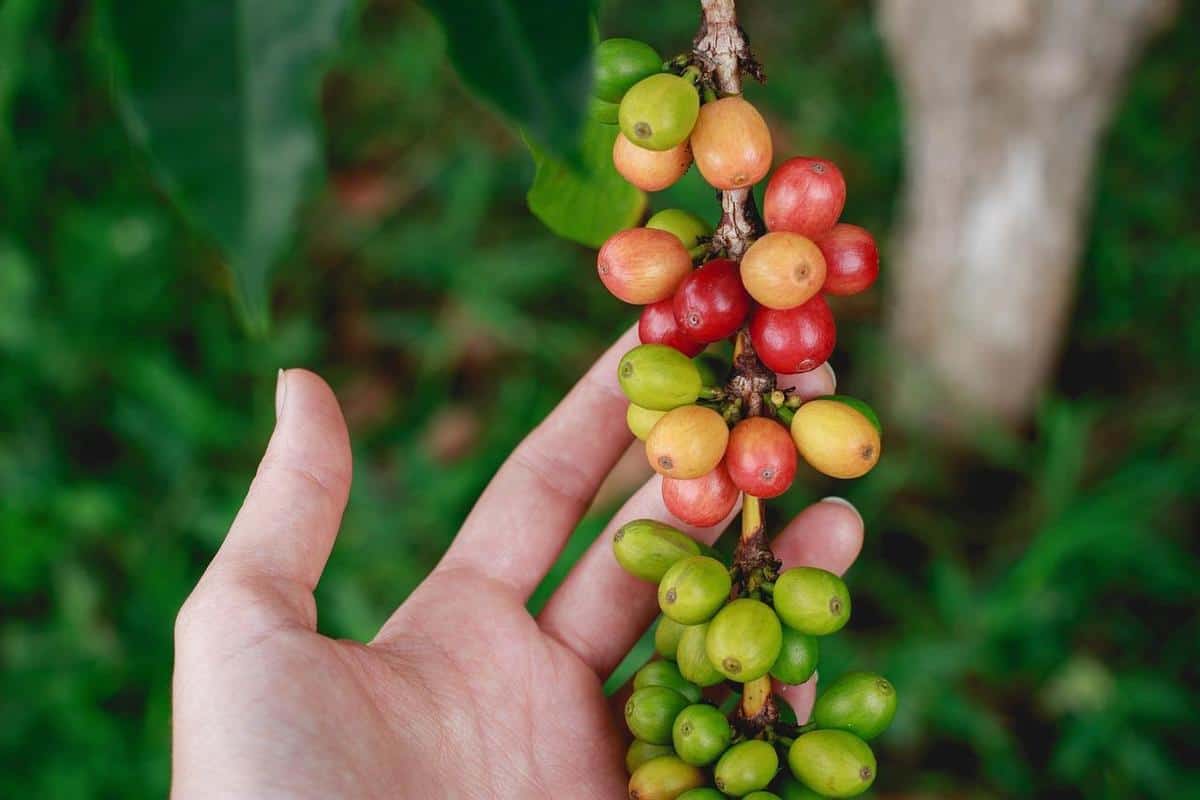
xmin=692 ymin=0 xmax=787 ymax=738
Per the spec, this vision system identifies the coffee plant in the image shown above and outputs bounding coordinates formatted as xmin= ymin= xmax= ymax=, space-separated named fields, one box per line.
xmin=581 ymin=2 xmax=895 ymax=797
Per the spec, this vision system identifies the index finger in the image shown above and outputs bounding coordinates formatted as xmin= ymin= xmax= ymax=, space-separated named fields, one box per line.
xmin=431 ymin=325 xmax=640 ymax=600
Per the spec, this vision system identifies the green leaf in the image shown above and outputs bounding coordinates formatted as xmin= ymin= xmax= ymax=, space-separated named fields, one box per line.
xmin=526 ymin=119 xmax=646 ymax=248
xmin=105 ymin=0 xmax=351 ymax=333
xmin=421 ymin=0 xmax=592 ymax=158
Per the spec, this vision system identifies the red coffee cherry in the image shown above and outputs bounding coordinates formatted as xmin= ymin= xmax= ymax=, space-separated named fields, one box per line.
xmin=725 ymin=417 xmax=797 ymax=498
xmin=816 ymin=223 xmax=879 ymax=296
xmin=639 ymin=299 xmax=705 ymax=357
xmin=763 ymin=156 xmax=846 ymax=237
xmin=662 ymin=460 xmax=740 ymax=527
xmin=673 ymin=258 xmax=751 ymax=343
xmin=749 ymin=295 xmax=837 ymax=374
xmin=597 ymin=228 xmax=693 ymax=305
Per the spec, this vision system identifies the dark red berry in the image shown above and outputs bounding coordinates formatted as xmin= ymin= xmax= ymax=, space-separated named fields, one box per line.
xmin=763 ymin=157 xmax=846 ymax=238
xmin=673 ymin=258 xmax=751 ymax=343
xmin=816 ymin=223 xmax=879 ymax=296
xmin=749 ymin=295 xmax=836 ymax=374
xmin=639 ymin=299 xmax=704 ymax=357
xmin=725 ymin=417 xmax=797 ymax=498
xmin=662 ymin=461 xmax=740 ymax=527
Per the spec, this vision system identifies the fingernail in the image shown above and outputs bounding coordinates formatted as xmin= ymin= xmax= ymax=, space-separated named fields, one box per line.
xmin=275 ymin=369 xmax=288 ymax=420
xmin=820 ymin=496 xmax=862 ymax=524
xmin=822 ymin=362 xmax=837 ymax=391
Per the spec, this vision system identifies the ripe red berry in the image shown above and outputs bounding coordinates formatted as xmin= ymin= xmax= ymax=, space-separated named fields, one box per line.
xmin=725 ymin=417 xmax=797 ymax=498
xmin=662 ymin=461 xmax=739 ymax=527
xmin=597 ymin=228 xmax=693 ymax=305
xmin=673 ymin=258 xmax=751 ymax=343
xmin=639 ymin=299 xmax=704 ymax=357
xmin=749 ymin=295 xmax=836 ymax=374
xmin=763 ymin=157 xmax=846 ymax=238
xmin=816 ymin=223 xmax=879 ymax=296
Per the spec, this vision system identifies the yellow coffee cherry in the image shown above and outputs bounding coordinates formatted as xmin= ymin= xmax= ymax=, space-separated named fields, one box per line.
xmin=646 ymin=405 xmax=729 ymax=479
xmin=627 ymin=403 xmax=668 ymax=440
xmin=790 ymin=399 xmax=881 ymax=479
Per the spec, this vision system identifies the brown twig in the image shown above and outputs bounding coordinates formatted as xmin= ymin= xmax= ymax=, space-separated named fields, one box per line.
xmin=693 ymin=0 xmax=779 ymax=737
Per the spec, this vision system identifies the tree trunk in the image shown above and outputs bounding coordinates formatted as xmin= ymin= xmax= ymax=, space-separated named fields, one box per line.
xmin=877 ymin=0 xmax=1176 ymax=428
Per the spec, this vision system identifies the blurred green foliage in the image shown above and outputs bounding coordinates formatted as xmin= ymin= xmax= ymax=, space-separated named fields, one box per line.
xmin=1 ymin=1 xmax=1197 ymax=798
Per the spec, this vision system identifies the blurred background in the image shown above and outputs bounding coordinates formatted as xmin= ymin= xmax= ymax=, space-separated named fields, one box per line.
xmin=2 ymin=0 xmax=1198 ymax=797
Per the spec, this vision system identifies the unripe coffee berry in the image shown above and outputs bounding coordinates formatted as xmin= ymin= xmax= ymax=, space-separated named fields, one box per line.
xmin=658 ymin=555 xmax=731 ymax=624
xmin=676 ymin=622 xmax=725 ymax=687
xmin=689 ymin=96 xmax=773 ymax=190
xmin=791 ymin=398 xmax=881 ymax=479
xmin=613 ymin=519 xmax=702 ymax=583
xmin=714 ymin=739 xmax=779 ymax=796
xmin=787 ymin=730 xmax=876 ymax=798
xmin=619 ymin=74 xmax=700 ymax=151
xmin=672 ymin=703 xmax=732 ymax=766
xmin=740 ymin=232 xmax=827 ymax=310
xmin=705 ymin=598 xmax=782 ymax=682
xmin=618 ymin=344 xmax=702 ymax=411
xmin=773 ymin=566 xmax=851 ymax=636
xmin=645 ymin=405 xmax=729 ymax=479
xmin=614 ymin=134 xmax=694 ymax=192
xmin=628 ymin=754 xmax=706 ymax=800
xmin=594 ymin=38 xmax=662 ymax=104
xmin=812 ymin=671 xmax=898 ymax=740
xmin=625 ymin=685 xmax=691 ymax=744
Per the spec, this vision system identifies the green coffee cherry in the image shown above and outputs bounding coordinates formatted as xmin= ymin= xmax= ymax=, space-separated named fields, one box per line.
xmin=619 ymin=344 xmax=703 ymax=411
xmin=619 ymin=73 xmax=700 ymax=151
xmin=635 ymin=660 xmax=703 ymax=704
xmin=625 ymin=686 xmax=691 ymax=745
xmin=676 ymin=622 xmax=725 ymax=687
xmin=770 ymin=626 xmax=820 ymax=686
xmin=745 ymin=793 xmax=785 ymax=800
xmin=787 ymin=730 xmax=876 ymax=799
xmin=672 ymin=704 xmax=732 ymax=766
xmin=676 ymin=789 xmax=726 ymax=800
xmin=614 ymin=519 xmax=702 ymax=582
xmin=655 ymin=617 xmax=688 ymax=661
xmin=773 ymin=567 xmax=851 ymax=636
xmin=588 ymin=96 xmax=620 ymax=125
xmin=594 ymin=38 xmax=662 ymax=104
xmin=628 ymin=755 xmax=706 ymax=800
xmin=658 ymin=555 xmax=731 ymax=624
xmin=714 ymin=739 xmax=779 ymax=796
xmin=647 ymin=208 xmax=713 ymax=259
xmin=812 ymin=672 xmax=897 ymax=741
xmin=774 ymin=774 xmax=828 ymax=799
xmin=705 ymin=598 xmax=782 ymax=682
xmin=626 ymin=740 xmax=675 ymax=774
xmin=819 ymin=395 xmax=883 ymax=435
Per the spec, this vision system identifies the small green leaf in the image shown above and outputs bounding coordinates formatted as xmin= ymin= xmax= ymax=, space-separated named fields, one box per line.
xmin=106 ymin=0 xmax=352 ymax=333
xmin=527 ymin=119 xmax=646 ymax=248
xmin=422 ymin=0 xmax=592 ymax=158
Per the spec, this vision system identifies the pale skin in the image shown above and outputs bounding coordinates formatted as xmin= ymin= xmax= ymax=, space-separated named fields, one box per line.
xmin=171 ymin=327 xmax=863 ymax=799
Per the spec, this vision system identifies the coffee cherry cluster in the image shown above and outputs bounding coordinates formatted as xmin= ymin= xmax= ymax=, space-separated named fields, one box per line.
xmin=589 ymin=29 xmax=895 ymax=800
xmin=614 ymin=519 xmax=896 ymax=799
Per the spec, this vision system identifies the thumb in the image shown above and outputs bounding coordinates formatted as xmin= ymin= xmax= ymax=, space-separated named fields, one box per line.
xmin=209 ymin=368 xmax=353 ymax=594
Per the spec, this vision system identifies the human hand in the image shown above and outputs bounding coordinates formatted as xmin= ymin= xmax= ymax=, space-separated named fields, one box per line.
xmin=171 ymin=328 xmax=864 ymax=799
